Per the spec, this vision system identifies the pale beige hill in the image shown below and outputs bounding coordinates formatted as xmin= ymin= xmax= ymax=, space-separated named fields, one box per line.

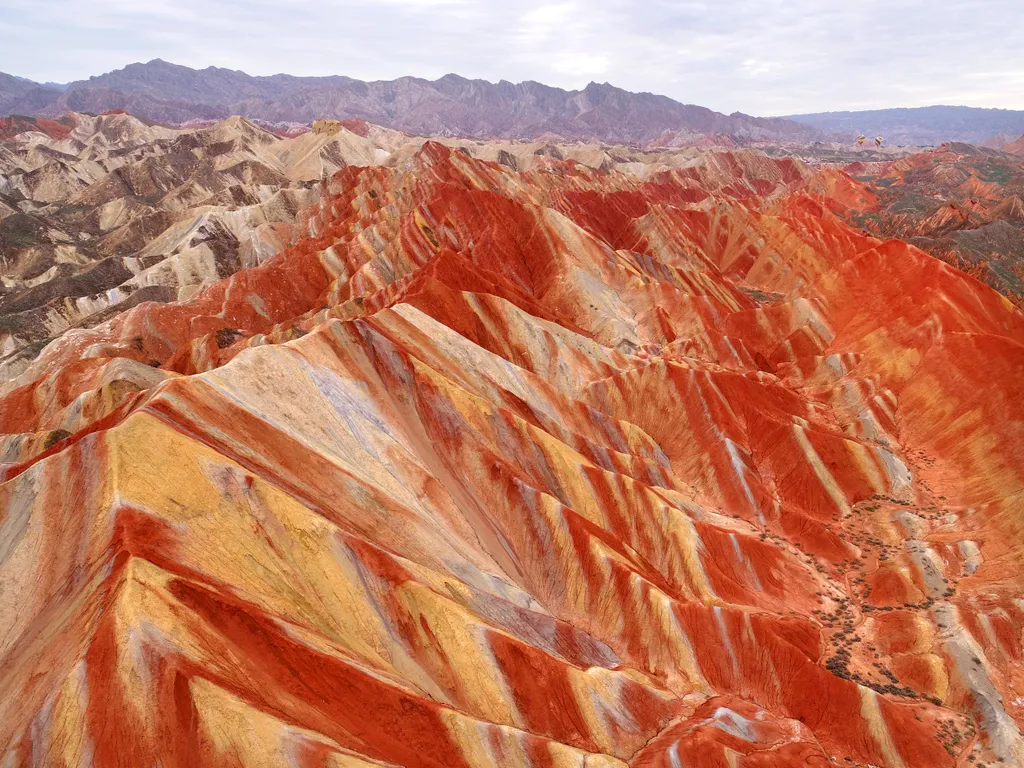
xmin=10 ymin=157 xmax=97 ymax=202
xmin=269 ymin=127 xmax=392 ymax=181
xmin=6 ymin=112 xmax=181 ymax=166
xmin=56 ymin=112 xmax=179 ymax=154
xmin=155 ymin=160 xmax=290 ymax=212
xmin=195 ymin=114 xmax=278 ymax=146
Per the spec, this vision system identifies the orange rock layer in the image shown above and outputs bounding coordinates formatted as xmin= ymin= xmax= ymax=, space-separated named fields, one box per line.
xmin=1 ymin=144 xmax=1023 ymax=767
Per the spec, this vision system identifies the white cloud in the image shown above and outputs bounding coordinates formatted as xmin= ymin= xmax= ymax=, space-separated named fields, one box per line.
xmin=516 ymin=3 xmax=577 ymax=44
xmin=0 ymin=0 xmax=1022 ymax=114
xmin=739 ymin=59 xmax=779 ymax=77
xmin=552 ymin=52 xmax=610 ymax=77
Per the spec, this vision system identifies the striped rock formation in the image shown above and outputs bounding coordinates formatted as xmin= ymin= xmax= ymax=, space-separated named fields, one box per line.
xmin=1 ymin=141 xmax=1023 ymax=767
xmin=843 ymin=142 xmax=1024 ymax=303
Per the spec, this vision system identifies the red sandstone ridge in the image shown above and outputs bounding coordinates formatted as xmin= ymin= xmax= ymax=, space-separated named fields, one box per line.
xmin=1 ymin=140 xmax=1023 ymax=767
xmin=0 ymin=114 xmax=76 ymax=140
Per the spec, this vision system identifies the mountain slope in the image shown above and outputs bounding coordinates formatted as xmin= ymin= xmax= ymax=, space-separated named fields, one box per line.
xmin=0 ymin=140 xmax=1022 ymax=766
xmin=783 ymin=105 xmax=1024 ymax=146
xmin=0 ymin=108 xmax=799 ymax=379
xmin=4 ymin=60 xmax=821 ymax=144
xmin=1003 ymin=135 xmax=1024 ymax=155
xmin=0 ymin=112 xmax=397 ymax=373
xmin=0 ymin=73 xmax=63 ymax=116
xmin=843 ymin=142 xmax=1024 ymax=300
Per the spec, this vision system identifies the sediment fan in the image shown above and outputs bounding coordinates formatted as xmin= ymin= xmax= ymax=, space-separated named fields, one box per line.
xmin=0 ymin=140 xmax=1022 ymax=767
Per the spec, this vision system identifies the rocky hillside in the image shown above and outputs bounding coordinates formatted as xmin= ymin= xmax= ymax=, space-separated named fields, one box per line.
xmin=0 ymin=133 xmax=1022 ymax=766
xmin=0 ymin=109 xmax=825 ymax=380
xmin=842 ymin=142 xmax=1024 ymax=302
xmin=0 ymin=73 xmax=64 ymax=116
xmin=1003 ymin=135 xmax=1024 ymax=155
xmin=2 ymin=59 xmax=822 ymax=145
xmin=0 ymin=111 xmax=421 ymax=375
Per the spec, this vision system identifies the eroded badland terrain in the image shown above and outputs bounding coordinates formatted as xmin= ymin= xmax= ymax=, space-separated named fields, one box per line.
xmin=1 ymin=107 xmax=1024 ymax=768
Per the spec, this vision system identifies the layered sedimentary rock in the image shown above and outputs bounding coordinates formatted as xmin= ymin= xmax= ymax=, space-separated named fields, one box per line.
xmin=0 ymin=112 xmax=341 ymax=375
xmin=0 ymin=110 xmax=757 ymax=381
xmin=845 ymin=142 xmax=1024 ymax=302
xmin=1 ymin=140 xmax=1023 ymax=767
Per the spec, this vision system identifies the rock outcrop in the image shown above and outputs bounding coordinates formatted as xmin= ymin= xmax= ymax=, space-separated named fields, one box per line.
xmin=1 ymin=140 xmax=1023 ymax=767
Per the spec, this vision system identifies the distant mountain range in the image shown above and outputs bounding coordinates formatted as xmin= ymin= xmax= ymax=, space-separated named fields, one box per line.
xmin=0 ymin=59 xmax=821 ymax=145
xmin=783 ymin=105 xmax=1024 ymax=146
xmin=4 ymin=62 xmax=1022 ymax=147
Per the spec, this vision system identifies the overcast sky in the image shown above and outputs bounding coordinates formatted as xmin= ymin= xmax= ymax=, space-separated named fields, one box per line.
xmin=1 ymin=0 xmax=1022 ymax=116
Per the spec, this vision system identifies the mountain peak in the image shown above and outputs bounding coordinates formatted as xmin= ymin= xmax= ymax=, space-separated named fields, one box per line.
xmin=2 ymin=60 xmax=822 ymax=145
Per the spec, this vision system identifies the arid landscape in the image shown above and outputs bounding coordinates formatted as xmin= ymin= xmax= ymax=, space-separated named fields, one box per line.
xmin=2 ymin=46 xmax=1024 ymax=768
xmin=844 ymin=142 xmax=1024 ymax=301
xmin=0 ymin=109 xmax=779 ymax=379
